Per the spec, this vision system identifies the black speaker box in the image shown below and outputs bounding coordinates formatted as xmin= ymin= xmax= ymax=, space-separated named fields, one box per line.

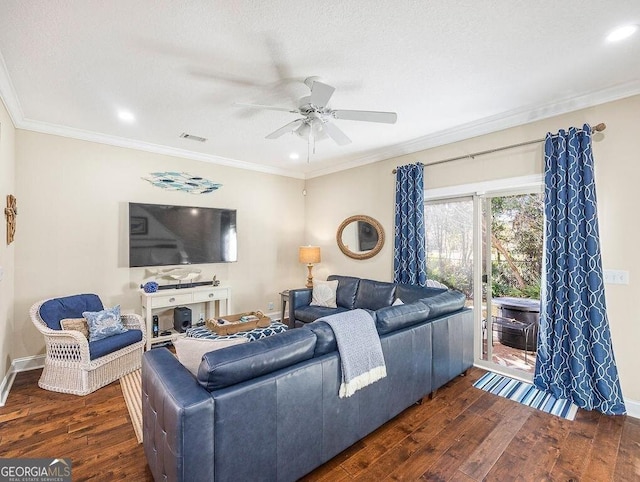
xmin=173 ymin=307 xmax=192 ymax=333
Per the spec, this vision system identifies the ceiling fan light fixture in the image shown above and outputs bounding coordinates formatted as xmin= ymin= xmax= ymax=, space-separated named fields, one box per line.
xmin=295 ymin=120 xmax=328 ymax=141
xmin=295 ymin=122 xmax=310 ymax=138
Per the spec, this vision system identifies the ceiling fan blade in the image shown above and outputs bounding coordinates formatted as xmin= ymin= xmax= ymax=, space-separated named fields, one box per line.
xmin=322 ymin=121 xmax=352 ymax=146
xmin=309 ymin=81 xmax=335 ymax=108
xmin=332 ymin=110 xmax=398 ymax=124
xmin=234 ymin=102 xmax=299 ymax=113
xmin=266 ymin=119 xmax=305 ymax=139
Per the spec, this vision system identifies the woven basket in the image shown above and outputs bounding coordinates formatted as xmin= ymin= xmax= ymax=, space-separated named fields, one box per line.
xmin=206 ymin=311 xmax=271 ymax=335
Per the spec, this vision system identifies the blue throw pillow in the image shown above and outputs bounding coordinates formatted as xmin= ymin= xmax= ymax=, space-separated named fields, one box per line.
xmin=83 ymin=305 xmax=128 ymax=342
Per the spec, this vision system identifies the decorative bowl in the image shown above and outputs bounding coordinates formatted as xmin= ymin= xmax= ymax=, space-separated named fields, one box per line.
xmin=142 ymin=281 xmax=159 ymax=293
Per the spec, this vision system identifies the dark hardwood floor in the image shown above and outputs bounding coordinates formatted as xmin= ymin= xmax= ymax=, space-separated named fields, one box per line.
xmin=0 ymin=369 xmax=153 ymax=481
xmin=1 ymin=367 xmax=638 ymax=481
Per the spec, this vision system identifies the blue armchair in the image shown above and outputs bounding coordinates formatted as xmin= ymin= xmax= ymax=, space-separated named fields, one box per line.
xmin=29 ymin=293 xmax=145 ymax=395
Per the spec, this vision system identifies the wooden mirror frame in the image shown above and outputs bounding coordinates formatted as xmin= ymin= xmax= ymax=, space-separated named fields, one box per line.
xmin=336 ymin=215 xmax=385 ymax=260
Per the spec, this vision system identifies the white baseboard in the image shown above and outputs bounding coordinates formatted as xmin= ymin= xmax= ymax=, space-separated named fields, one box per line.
xmin=0 ymin=354 xmax=45 ymax=406
xmin=12 ymin=354 xmax=46 ymax=372
xmin=266 ymin=311 xmax=282 ymax=321
xmin=0 ymin=365 xmax=16 ymax=407
xmin=625 ymin=397 xmax=640 ymax=419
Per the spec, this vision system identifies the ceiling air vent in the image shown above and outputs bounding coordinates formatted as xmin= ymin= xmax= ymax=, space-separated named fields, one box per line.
xmin=179 ymin=133 xmax=207 ymax=143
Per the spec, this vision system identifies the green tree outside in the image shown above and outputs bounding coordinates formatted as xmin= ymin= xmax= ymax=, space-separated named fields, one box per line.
xmin=425 ymin=193 xmax=543 ymax=300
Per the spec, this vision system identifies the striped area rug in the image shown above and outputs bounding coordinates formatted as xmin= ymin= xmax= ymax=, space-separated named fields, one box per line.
xmin=473 ymin=371 xmax=579 ymax=420
xmin=120 ymin=369 xmax=143 ymax=443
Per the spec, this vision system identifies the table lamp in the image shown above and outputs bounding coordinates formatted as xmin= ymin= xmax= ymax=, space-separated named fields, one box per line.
xmin=299 ymin=246 xmax=321 ymax=288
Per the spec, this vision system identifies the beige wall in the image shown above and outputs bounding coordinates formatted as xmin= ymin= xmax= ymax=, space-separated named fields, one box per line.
xmin=5 ymin=93 xmax=639 ymax=407
xmin=14 ymin=131 xmax=305 ymax=359
xmin=305 ymin=94 xmax=640 ymax=404
xmin=0 ymin=98 xmax=15 ymax=381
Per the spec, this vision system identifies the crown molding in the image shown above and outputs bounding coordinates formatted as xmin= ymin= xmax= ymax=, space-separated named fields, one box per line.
xmin=305 ymin=80 xmax=640 ymax=179
xmin=16 ymin=118 xmax=306 ymax=179
xmin=0 ymin=49 xmax=24 ymax=126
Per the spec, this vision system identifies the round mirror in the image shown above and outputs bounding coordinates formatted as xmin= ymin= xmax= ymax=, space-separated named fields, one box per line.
xmin=337 ymin=215 xmax=385 ymax=260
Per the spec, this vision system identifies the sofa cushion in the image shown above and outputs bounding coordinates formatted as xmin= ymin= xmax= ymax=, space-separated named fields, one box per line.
xmin=88 ymin=329 xmax=142 ymax=360
xmin=197 ymin=329 xmax=317 ymax=391
xmin=375 ymin=301 xmax=431 ymax=335
xmin=310 ymin=279 xmax=338 ymax=308
xmin=327 ymin=275 xmax=361 ymax=309
xmin=422 ymin=290 xmax=467 ymax=319
xmin=174 ymin=337 xmax=248 ymax=375
xmin=303 ymin=320 xmax=337 ymax=356
xmin=39 ymin=294 xmax=104 ymax=330
xmin=361 ymin=308 xmax=377 ymax=322
xmin=395 ymin=284 xmax=447 ymax=304
xmin=303 ymin=307 xmax=377 ymax=356
xmin=295 ymin=305 xmax=348 ymax=324
xmin=354 ymin=279 xmax=396 ymax=311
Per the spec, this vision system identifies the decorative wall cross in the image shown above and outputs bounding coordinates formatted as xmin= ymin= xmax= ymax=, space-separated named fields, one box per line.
xmin=4 ymin=195 xmax=17 ymax=245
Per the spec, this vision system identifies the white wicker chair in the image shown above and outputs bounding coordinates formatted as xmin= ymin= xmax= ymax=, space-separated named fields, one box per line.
xmin=30 ymin=295 xmax=146 ymax=395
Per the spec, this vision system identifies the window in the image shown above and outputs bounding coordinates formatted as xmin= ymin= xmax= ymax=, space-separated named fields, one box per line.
xmin=425 ymin=198 xmax=473 ymax=300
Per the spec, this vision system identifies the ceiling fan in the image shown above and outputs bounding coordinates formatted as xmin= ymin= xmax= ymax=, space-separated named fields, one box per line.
xmin=237 ymin=76 xmax=397 ymax=147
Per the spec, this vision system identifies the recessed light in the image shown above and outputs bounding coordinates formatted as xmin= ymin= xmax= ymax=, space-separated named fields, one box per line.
xmin=606 ymin=24 xmax=638 ymax=43
xmin=289 ymin=152 xmax=300 ymax=160
xmin=117 ymin=110 xmax=135 ymax=123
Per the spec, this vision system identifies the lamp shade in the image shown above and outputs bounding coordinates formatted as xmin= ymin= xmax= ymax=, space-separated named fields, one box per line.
xmin=299 ymin=246 xmax=321 ymax=264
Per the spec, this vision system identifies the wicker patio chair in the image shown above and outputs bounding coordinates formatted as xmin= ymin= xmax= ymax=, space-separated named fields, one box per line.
xmin=29 ymin=293 xmax=146 ymax=395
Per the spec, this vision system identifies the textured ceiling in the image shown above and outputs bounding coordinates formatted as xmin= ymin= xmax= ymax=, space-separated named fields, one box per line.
xmin=0 ymin=1 xmax=639 ymax=178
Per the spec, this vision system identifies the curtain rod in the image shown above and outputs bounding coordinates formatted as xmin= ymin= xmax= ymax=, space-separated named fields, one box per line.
xmin=392 ymin=122 xmax=606 ymax=173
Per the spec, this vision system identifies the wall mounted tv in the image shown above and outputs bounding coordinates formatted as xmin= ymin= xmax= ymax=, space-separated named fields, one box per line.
xmin=128 ymin=202 xmax=237 ymax=267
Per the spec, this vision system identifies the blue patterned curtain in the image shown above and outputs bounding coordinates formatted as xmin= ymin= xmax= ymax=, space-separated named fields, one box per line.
xmin=534 ymin=124 xmax=625 ymax=415
xmin=393 ymin=163 xmax=427 ymax=286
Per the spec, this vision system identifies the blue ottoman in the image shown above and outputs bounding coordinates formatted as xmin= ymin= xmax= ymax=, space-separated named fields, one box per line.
xmin=185 ymin=321 xmax=288 ymax=342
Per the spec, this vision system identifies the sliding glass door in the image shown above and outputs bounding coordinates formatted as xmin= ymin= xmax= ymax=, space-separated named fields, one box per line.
xmin=425 ymin=180 xmax=543 ymax=381
xmin=480 ymin=191 xmax=543 ymax=379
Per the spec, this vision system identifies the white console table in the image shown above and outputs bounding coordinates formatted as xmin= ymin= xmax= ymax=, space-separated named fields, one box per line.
xmin=140 ymin=285 xmax=232 ymax=350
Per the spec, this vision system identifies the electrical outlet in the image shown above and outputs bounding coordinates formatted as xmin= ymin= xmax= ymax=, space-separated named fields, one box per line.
xmin=268 ymin=301 xmax=274 ymax=311
xmin=603 ymin=269 xmax=630 ymax=285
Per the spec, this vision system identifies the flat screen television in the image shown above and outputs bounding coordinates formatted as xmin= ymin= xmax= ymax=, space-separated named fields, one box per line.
xmin=129 ymin=202 xmax=237 ymax=267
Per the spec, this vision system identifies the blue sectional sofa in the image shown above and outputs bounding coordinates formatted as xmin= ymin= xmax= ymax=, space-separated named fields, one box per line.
xmin=142 ymin=276 xmax=472 ymax=481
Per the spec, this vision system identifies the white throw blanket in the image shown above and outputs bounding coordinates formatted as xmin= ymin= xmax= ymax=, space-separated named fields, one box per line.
xmin=319 ymin=309 xmax=387 ymax=398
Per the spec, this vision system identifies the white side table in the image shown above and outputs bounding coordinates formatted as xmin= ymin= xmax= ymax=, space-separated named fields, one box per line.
xmin=140 ymin=285 xmax=232 ymax=350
